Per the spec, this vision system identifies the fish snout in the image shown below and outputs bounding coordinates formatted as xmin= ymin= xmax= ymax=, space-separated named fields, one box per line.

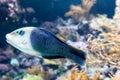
xmin=6 ymin=34 xmax=11 ymax=40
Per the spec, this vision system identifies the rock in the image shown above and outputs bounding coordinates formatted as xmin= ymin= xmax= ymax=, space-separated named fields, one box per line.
xmin=0 ymin=64 xmax=10 ymax=72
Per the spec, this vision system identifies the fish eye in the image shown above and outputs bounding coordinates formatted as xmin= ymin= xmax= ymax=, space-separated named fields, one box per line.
xmin=16 ymin=30 xmax=25 ymax=36
xmin=19 ymin=30 xmax=25 ymax=36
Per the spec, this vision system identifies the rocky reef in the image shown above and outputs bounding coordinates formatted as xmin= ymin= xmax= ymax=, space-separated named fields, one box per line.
xmin=0 ymin=0 xmax=120 ymax=80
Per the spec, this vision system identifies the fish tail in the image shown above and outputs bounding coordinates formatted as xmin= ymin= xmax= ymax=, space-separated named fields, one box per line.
xmin=65 ymin=52 xmax=86 ymax=65
xmin=64 ymin=46 xmax=86 ymax=65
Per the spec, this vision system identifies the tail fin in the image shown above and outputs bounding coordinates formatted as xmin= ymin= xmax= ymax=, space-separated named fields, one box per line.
xmin=65 ymin=45 xmax=86 ymax=65
xmin=69 ymin=46 xmax=86 ymax=60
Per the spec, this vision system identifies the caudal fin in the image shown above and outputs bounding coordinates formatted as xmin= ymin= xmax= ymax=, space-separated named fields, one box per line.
xmin=65 ymin=45 xmax=86 ymax=65
xmin=69 ymin=46 xmax=86 ymax=60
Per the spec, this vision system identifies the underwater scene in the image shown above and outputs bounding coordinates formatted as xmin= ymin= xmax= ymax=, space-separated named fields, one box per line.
xmin=1 ymin=0 xmax=120 ymax=80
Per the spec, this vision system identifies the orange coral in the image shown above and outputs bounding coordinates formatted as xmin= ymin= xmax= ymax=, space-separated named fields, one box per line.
xmin=65 ymin=0 xmax=96 ymax=22
xmin=68 ymin=70 xmax=89 ymax=80
xmin=65 ymin=5 xmax=84 ymax=21
xmin=65 ymin=66 xmax=103 ymax=80
xmin=67 ymin=66 xmax=90 ymax=80
xmin=111 ymin=74 xmax=120 ymax=80
xmin=87 ymin=32 xmax=120 ymax=68
xmin=27 ymin=64 xmax=52 ymax=80
xmin=27 ymin=64 xmax=42 ymax=75
xmin=92 ymin=71 xmax=102 ymax=80
xmin=82 ymin=0 xmax=96 ymax=12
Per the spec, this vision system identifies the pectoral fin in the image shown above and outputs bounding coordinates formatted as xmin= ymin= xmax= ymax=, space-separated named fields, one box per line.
xmin=44 ymin=59 xmax=62 ymax=65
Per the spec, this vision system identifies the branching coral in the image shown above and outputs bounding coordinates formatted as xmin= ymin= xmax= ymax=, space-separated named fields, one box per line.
xmin=89 ymin=14 xmax=118 ymax=33
xmin=65 ymin=0 xmax=96 ymax=22
xmin=87 ymin=33 xmax=120 ymax=68
xmin=57 ymin=66 xmax=103 ymax=80
xmin=113 ymin=0 xmax=120 ymax=25
xmin=67 ymin=69 xmax=90 ymax=80
xmin=111 ymin=73 xmax=120 ymax=80
xmin=56 ymin=28 xmax=80 ymax=42
xmin=27 ymin=64 xmax=52 ymax=80
xmin=92 ymin=71 xmax=102 ymax=80
xmin=27 ymin=64 xmax=43 ymax=75
xmin=87 ymin=6 xmax=120 ymax=68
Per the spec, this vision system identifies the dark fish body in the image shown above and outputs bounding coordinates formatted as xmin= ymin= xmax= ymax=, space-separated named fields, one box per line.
xmin=30 ymin=28 xmax=86 ymax=65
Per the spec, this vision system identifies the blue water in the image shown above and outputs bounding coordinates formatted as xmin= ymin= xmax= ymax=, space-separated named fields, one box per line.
xmin=0 ymin=0 xmax=116 ymax=47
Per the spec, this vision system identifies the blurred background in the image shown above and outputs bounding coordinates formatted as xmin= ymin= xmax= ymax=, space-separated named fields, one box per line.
xmin=0 ymin=0 xmax=115 ymax=48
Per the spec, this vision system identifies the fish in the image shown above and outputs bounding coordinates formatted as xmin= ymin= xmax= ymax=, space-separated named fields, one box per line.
xmin=6 ymin=27 xmax=86 ymax=65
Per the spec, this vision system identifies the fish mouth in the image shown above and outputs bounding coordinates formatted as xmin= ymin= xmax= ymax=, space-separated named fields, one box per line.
xmin=6 ymin=34 xmax=19 ymax=49
xmin=6 ymin=34 xmax=13 ymax=45
xmin=6 ymin=39 xmax=16 ymax=47
xmin=6 ymin=38 xmax=22 ymax=51
xmin=6 ymin=39 xmax=13 ymax=45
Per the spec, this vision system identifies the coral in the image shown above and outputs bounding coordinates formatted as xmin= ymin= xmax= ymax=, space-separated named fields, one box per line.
xmin=87 ymin=32 xmax=120 ymax=68
xmin=68 ymin=70 xmax=90 ymax=80
xmin=87 ymin=12 xmax=120 ymax=68
xmin=0 ymin=0 xmax=36 ymax=24
xmin=56 ymin=27 xmax=80 ymax=42
xmin=89 ymin=14 xmax=118 ymax=33
xmin=0 ymin=46 xmax=14 ymax=74
xmin=65 ymin=0 xmax=96 ymax=22
xmin=0 ymin=64 xmax=10 ymax=72
xmin=41 ymin=21 xmax=59 ymax=34
xmin=27 ymin=64 xmax=52 ymax=80
xmin=20 ymin=74 xmax=44 ymax=80
xmin=113 ymin=0 xmax=120 ymax=25
xmin=111 ymin=73 xmax=120 ymax=80
xmin=18 ymin=55 xmax=42 ymax=68
xmin=92 ymin=71 xmax=102 ymax=80
xmin=27 ymin=64 xmax=42 ymax=75
xmin=67 ymin=68 xmax=102 ymax=80
xmin=0 ymin=45 xmax=14 ymax=62
xmin=0 ymin=0 xmax=23 ymax=21
xmin=57 ymin=66 xmax=103 ymax=80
